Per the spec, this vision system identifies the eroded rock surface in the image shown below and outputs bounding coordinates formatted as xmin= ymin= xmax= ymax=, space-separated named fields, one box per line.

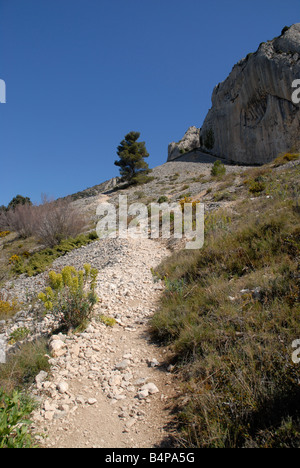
xmin=200 ymin=24 xmax=300 ymax=164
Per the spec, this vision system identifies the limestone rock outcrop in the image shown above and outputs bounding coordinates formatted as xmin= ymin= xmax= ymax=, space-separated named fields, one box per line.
xmin=168 ymin=126 xmax=200 ymax=161
xmin=168 ymin=25 xmax=300 ymax=165
xmin=199 ymin=24 xmax=300 ymax=164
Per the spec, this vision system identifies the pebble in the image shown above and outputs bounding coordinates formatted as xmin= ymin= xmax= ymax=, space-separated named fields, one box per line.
xmin=57 ymin=382 xmax=69 ymax=394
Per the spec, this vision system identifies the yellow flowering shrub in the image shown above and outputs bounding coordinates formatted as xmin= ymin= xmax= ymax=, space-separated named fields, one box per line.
xmin=0 ymin=231 xmax=10 ymax=238
xmin=38 ymin=264 xmax=99 ymax=330
xmin=9 ymin=255 xmax=21 ymax=265
xmin=0 ymin=293 xmax=19 ymax=319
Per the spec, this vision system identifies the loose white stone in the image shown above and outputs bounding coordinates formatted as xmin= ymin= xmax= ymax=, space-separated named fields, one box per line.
xmin=57 ymin=381 xmax=69 ymax=394
xmin=137 ymin=389 xmax=149 ymax=400
xmin=141 ymin=382 xmax=159 ymax=395
xmin=87 ymin=398 xmax=97 ymax=405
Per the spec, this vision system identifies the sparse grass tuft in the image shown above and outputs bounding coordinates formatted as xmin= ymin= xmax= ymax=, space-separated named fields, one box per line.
xmin=0 ymin=339 xmax=50 ymax=394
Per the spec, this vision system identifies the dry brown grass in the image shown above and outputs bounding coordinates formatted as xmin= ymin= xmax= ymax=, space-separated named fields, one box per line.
xmin=151 ymin=163 xmax=300 ymax=448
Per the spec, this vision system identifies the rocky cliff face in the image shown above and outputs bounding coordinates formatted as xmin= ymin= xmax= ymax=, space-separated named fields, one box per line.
xmin=168 ymin=24 xmax=300 ymax=165
xmin=199 ymin=24 xmax=300 ymax=164
xmin=168 ymin=126 xmax=200 ymax=161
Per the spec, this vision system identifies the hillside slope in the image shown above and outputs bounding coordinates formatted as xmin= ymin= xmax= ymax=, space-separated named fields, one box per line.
xmin=0 ymin=154 xmax=299 ymax=448
xmin=151 ymin=157 xmax=300 ymax=447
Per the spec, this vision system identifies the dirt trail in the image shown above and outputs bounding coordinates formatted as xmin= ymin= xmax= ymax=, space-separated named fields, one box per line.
xmin=32 ymin=237 xmax=178 ymax=448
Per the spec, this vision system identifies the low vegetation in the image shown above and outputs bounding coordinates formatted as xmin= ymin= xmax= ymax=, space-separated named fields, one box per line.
xmin=0 ymin=197 xmax=87 ymax=247
xmin=10 ymin=231 xmax=98 ymax=277
xmin=38 ymin=264 xmax=99 ymax=331
xmin=0 ymin=292 xmax=19 ymax=320
xmin=151 ymin=161 xmax=300 ymax=448
xmin=0 ymin=151 xmax=299 ymax=448
xmin=211 ymin=160 xmax=226 ymax=178
xmin=0 ymin=389 xmax=37 ymax=448
xmin=0 ymin=338 xmax=50 ymax=448
xmin=272 ymin=152 xmax=300 ymax=167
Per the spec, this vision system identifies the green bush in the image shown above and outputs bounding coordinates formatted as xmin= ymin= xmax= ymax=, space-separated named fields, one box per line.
xmin=243 ymin=174 xmax=267 ymax=195
xmin=157 ymin=196 xmax=169 ymax=204
xmin=38 ymin=264 xmax=99 ymax=331
xmin=12 ymin=231 xmax=98 ymax=277
xmin=9 ymin=327 xmax=30 ymax=345
xmin=0 ymin=390 xmax=36 ymax=448
xmin=211 ymin=160 xmax=226 ymax=177
xmin=98 ymin=314 xmax=116 ymax=327
xmin=272 ymin=152 xmax=300 ymax=167
xmin=248 ymin=179 xmax=266 ymax=194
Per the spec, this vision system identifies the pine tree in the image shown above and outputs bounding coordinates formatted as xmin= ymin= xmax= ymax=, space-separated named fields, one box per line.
xmin=7 ymin=195 xmax=32 ymax=210
xmin=115 ymin=131 xmax=150 ymax=184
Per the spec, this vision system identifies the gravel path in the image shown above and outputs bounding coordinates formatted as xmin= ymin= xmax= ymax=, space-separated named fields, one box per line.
xmin=29 ymin=237 xmax=178 ymax=448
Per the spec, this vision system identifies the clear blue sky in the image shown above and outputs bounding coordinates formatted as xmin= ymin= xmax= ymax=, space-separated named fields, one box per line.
xmin=0 ymin=0 xmax=299 ymax=205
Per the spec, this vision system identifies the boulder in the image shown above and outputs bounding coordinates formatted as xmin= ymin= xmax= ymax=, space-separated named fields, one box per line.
xmin=168 ymin=126 xmax=201 ymax=161
xmin=49 ymin=339 xmax=67 ymax=358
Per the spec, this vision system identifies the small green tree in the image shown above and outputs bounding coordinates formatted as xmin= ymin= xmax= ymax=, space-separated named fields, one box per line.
xmin=115 ymin=132 xmax=150 ymax=185
xmin=211 ymin=160 xmax=226 ymax=177
xmin=7 ymin=195 xmax=32 ymax=211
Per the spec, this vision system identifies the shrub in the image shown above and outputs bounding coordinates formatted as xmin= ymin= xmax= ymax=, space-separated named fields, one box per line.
xmin=0 ymin=390 xmax=36 ymax=448
xmin=98 ymin=315 xmax=116 ymax=327
xmin=9 ymin=254 xmax=21 ymax=265
xmin=2 ymin=204 xmax=37 ymax=239
xmin=211 ymin=160 xmax=226 ymax=177
xmin=0 ymin=293 xmax=19 ymax=320
xmin=179 ymin=196 xmax=201 ymax=212
xmin=157 ymin=196 xmax=169 ymax=204
xmin=11 ymin=232 xmax=98 ymax=277
xmin=0 ymin=231 xmax=10 ymax=238
xmin=213 ymin=191 xmax=235 ymax=202
xmin=7 ymin=195 xmax=32 ymax=211
xmin=272 ymin=152 xmax=300 ymax=167
xmin=35 ymin=197 xmax=87 ymax=248
xmin=1 ymin=196 xmax=87 ymax=247
xmin=243 ymin=174 xmax=267 ymax=195
xmin=9 ymin=328 xmax=31 ymax=345
xmin=248 ymin=179 xmax=266 ymax=194
xmin=281 ymin=26 xmax=290 ymax=35
xmin=134 ymin=191 xmax=145 ymax=199
xmin=133 ymin=173 xmax=155 ymax=186
xmin=38 ymin=264 xmax=99 ymax=330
